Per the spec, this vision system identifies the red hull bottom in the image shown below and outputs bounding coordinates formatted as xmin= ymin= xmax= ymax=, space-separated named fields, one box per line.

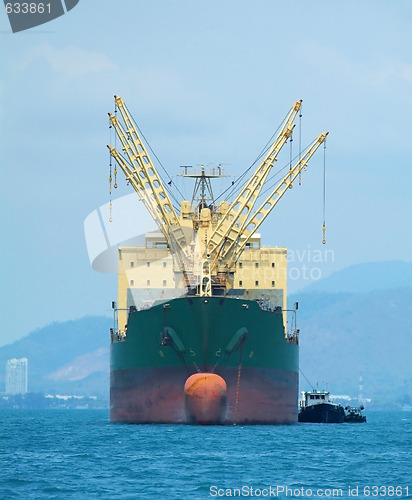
xmin=110 ymin=367 xmax=298 ymax=425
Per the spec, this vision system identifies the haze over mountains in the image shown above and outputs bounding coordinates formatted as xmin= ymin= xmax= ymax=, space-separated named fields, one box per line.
xmin=292 ymin=260 xmax=412 ymax=406
xmin=0 ymin=316 xmax=111 ymax=400
xmin=1 ymin=260 xmax=411 ymax=408
xmin=298 ymin=260 xmax=412 ymax=294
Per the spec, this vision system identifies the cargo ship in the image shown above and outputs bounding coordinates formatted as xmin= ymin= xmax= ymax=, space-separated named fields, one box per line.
xmin=107 ymin=96 xmax=327 ymax=425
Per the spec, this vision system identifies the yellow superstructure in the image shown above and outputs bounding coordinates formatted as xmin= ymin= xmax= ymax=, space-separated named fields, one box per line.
xmin=117 ymin=230 xmax=287 ymax=330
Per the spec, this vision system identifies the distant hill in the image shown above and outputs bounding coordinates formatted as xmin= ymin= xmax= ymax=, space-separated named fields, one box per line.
xmin=298 ymin=260 xmax=412 ymax=294
xmin=0 ymin=316 xmax=111 ymax=397
xmin=291 ymin=287 xmax=412 ymax=407
xmin=290 ymin=260 xmax=412 ymax=406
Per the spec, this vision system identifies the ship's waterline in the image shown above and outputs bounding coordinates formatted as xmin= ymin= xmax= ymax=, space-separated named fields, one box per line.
xmin=110 ymin=296 xmax=298 ymax=425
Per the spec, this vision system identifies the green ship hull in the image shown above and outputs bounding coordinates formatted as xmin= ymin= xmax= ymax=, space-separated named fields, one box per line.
xmin=110 ymin=295 xmax=299 ymax=424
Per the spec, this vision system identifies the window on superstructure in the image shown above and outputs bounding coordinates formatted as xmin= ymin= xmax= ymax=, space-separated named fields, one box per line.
xmin=146 ymin=280 xmax=150 ymax=286
xmin=147 ymin=262 xmax=150 ymax=268
xmin=255 ymin=280 xmax=259 ymax=286
xmin=163 ymin=262 xmax=167 ymax=268
xmin=272 ymin=262 xmax=275 ymax=268
xmin=239 ymin=280 xmax=243 ymax=286
xmin=255 ymin=262 xmax=259 ymax=268
xmin=130 ymin=261 xmax=134 ymax=268
xmin=130 ymin=280 xmax=134 ymax=286
xmin=163 ymin=280 xmax=167 ymax=286
xmin=271 ymin=281 xmax=275 ymax=287
xmin=239 ymin=262 xmax=242 ymax=268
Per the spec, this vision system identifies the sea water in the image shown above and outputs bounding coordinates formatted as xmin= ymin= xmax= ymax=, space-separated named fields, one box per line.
xmin=0 ymin=410 xmax=410 ymax=499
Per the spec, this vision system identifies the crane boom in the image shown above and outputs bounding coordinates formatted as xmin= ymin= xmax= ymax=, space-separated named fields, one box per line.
xmin=108 ymin=96 xmax=193 ymax=284
xmin=206 ymin=100 xmax=302 ymax=261
xmin=108 ymin=96 xmax=179 ymax=227
xmin=225 ymin=132 xmax=329 ymax=269
xmin=107 ymin=144 xmax=167 ymax=231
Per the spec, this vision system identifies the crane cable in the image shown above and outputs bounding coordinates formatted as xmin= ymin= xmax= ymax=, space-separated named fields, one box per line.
xmin=108 ymin=112 xmax=113 ymax=222
xmin=108 ymin=103 xmax=120 ymax=222
xmin=298 ymin=106 xmax=302 ymax=185
xmin=251 ymin=139 xmax=317 ymax=201
xmin=213 ymin=105 xmax=294 ymax=205
xmin=124 ymin=103 xmax=185 ymax=210
xmin=322 ymin=138 xmax=327 ymax=244
xmin=289 ymin=132 xmax=293 ymax=187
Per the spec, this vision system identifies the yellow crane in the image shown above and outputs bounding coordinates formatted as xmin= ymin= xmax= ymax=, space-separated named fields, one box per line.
xmin=224 ymin=132 xmax=328 ymax=270
xmin=107 ymin=95 xmax=327 ymax=296
xmin=108 ymin=96 xmax=193 ymax=286
xmin=205 ymin=99 xmax=302 ymax=262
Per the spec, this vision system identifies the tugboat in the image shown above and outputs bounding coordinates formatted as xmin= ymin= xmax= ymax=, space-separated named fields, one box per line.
xmin=298 ymin=389 xmax=345 ymax=423
xmin=344 ymin=405 xmax=367 ymax=423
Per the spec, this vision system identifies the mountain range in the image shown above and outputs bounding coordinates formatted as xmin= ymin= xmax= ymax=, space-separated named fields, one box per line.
xmin=298 ymin=260 xmax=412 ymax=294
xmin=0 ymin=316 xmax=111 ymax=399
xmin=1 ymin=260 xmax=411 ymax=408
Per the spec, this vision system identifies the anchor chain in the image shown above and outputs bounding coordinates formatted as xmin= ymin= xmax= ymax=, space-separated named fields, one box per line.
xmin=233 ymin=339 xmax=244 ymax=425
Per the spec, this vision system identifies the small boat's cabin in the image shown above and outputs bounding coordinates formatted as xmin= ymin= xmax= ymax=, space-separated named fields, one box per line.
xmin=345 ymin=405 xmax=364 ymax=416
xmin=300 ymin=390 xmax=331 ymax=407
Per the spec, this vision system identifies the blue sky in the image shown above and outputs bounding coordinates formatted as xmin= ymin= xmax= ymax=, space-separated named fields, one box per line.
xmin=1 ymin=0 xmax=411 ymax=346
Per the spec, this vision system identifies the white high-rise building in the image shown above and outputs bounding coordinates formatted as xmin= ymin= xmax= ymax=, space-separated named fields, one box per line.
xmin=5 ymin=358 xmax=28 ymax=395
